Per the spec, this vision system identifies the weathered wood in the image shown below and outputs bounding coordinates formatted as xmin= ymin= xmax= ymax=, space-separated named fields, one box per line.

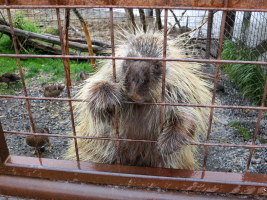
xmin=0 ymin=25 xmax=104 ymax=53
xmin=1 ymin=0 xmax=267 ymax=9
xmin=224 ymin=11 xmax=236 ymax=39
xmin=68 ymin=37 xmax=111 ymax=48
xmin=125 ymin=8 xmax=137 ymax=32
xmin=138 ymin=8 xmax=146 ymax=32
xmin=72 ymin=8 xmax=96 ymax=69
xmin=241 ymin=11 xmax=252 ymax=42
xmin=155 ymin=9 xmax=162 ymax=30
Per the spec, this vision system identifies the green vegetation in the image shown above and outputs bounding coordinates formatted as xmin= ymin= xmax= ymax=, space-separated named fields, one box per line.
xmin=222 ymin=40 xmax=266 ymax=106
xmin=228 ymin=121 xmax=251 ymax=140
xmin=13 ymin=12 xmax=40 ymax=33
xmin=0 ymin=12 xmax=92 ymax=94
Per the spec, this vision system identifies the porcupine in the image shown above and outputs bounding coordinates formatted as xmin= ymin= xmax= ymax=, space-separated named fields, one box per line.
xmin=66 ymin=30 xmax=212 ymax=169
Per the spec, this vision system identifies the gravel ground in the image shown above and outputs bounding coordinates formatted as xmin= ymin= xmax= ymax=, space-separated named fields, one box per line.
xmin=202 ymin=64 xmax=266 ymax=174
xmin=0 ymin=64 xmax=266 ymax=174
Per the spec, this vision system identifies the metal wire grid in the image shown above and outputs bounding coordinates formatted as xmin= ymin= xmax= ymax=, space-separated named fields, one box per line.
xmin=0 ymin=1 xmax=267 ymax=197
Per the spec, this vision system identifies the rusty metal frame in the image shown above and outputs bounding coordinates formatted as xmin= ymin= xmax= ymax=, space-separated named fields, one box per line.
xmin=0 ymin=0 xmax=267 ymax=198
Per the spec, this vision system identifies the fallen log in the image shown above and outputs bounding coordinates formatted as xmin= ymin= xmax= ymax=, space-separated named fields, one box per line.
xmin=0 ymin=24 xmax=109 ymax=54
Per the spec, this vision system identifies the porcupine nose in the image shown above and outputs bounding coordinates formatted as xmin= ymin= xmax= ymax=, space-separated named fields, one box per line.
xmin=128 ymin=81 xmax=140 ymax=100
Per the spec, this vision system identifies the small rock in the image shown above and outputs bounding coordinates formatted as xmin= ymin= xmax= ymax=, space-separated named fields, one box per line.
xmin=251 ymin=158 xmax=262 ymax=164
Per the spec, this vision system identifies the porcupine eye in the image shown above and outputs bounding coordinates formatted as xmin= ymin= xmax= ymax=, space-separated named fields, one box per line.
xmin=153 ymin=62 xmax=162 ymax=76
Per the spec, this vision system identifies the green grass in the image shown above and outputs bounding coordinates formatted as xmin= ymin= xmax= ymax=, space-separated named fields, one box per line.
xmin=13 ymin=12 xmax=40 ymax=33
xmin=0 ymin=34 xmax=92 ymax=94
xmin=222 ymin=40 xmax=267 ymax=106
xmin=228 ymin=121 xmax=251 ymax=140
xmin=0 ymin=13 xmax=94 ymax=94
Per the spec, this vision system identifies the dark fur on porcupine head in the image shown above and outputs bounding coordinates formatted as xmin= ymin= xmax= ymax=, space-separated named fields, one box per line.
xmin=122 ymin=35 xmax=164 ymax=103
xmin=122 ymin=60 xmax=162 ymax=102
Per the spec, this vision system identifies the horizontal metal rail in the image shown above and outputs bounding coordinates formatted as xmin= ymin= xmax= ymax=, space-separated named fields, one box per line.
xmin=2 ymin=130 xmax=267 ymax=149
xmin=0 ymin=54 xmax=267 ymax=65
xmin=1 ymin=95 xmax=267 ymax=111
xmin=0 ymin=156 xmax=266 ymax=196
xmin=0 ymin=1 xmax=266 ymax=11
xmin=1 ymin=174 xmax=243 ymax=200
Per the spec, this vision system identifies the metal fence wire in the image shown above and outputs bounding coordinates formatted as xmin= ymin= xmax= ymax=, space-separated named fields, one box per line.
xmin=0 ymin=0 xmax=267 ymax=198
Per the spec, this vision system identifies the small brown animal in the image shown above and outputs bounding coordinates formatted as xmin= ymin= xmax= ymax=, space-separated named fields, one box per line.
xmin=43 ymin=84 xmax=65 ymax=97
xmin=79 ymin=70 xmax=90 ymax=81
xmin=25 ymin=127 xmax=52 ymax=153
xmin=0 ymin=73 xmax=20 ymax=88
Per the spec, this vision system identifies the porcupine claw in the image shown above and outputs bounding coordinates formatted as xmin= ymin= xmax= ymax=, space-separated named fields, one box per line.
xmin=86 ymin=81 xmax=122 ymax=120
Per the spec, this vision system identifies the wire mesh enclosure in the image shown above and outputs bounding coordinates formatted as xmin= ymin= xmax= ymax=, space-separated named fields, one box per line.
xmin=0 ymin=0 xmax=267 ymax=199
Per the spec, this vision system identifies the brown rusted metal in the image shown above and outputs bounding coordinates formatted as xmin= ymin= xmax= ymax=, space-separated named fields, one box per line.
xmin=0 ymin=0 xmax=266 ymax=197
xmin=63 ymin=8 xmax=71 ymax=86
xmin=0 ymin=122 xmax=9 ymax=164
xmin=109 ymin=7 xmax=121 ymax=164
xmin=1 ymin=54 xmax=267 ymax=66
xmin=72 ymin=8 xmax=96 ymax=70
xmin=160 ymin=9 xmax=168 ymax=131
xmin=5 ymin=5 xmax=43 ymax=160
xmin=0 ymin=156 xmax=266 ymax=196
xmin=5 ymin=8 xmax=36 ymax=134
xmin=1 ymin=0 xmax=267 ymax=10
xmin=1 ymin=95 xmax=267 ymax=111
xmin=56 ymin=8 xmax=80 ymax=165
xmin=205 ymin=10 xmax=213 ymax=58
xmin=202 ymin=1 xmax=229 ymax=170
xmin=0 ymin=6 xmax=266 ymax=13
xmin=3 ymin=130 xmax=267 ymax=149
xmin=246 ymin=78 xmax=267 ymax=172
xmin=1 ymin=174 xmax=246 ymax=200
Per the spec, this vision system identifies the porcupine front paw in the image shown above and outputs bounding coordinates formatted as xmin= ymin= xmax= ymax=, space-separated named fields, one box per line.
xmin=157 ymin=130 xmax=191 ymax=155
xmin=86 ymin=81 xmax=121 ymax=119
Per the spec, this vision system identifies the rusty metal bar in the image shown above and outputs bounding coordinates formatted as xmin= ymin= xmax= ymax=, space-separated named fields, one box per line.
xmin=0 ymin=54 xmax=267 ymax=65
xmin=246 ymin=78 xmax=267 ymax=172
xmin=0 ymin=0 xmax=267 ymax=10
xmin=3 ymin=130 xmax=267 ymax=149
xmin=109 ymin=7 xmax=121 ymax=165
xmin=5 ymin=5 xmax=43 ymax=161
xmin=0 ymin=122 xmax=9 ymax=164
xmin=205 ymin=10 xmax=213 ymax=58
xmin=160 ymin=8 xmax=168 ymax=130
xmin=1 ymin=174 xmax=242 ymax=200
xmin=0 ymin=156 xmax=266 ymax=196
xmin=0 ymin=0 xmax=266 ymax=197
xmin=63 ymin=8 xmax=71 ymax=86
xmin=0 ymin=5 xmax=267 ymax=12
xmin=56 ymin=8 xmax=80 ymax=165
xmin=0 ymin=95 xmax=266 ymax=111
xmin=202 ymin=1 xmax=229 ymax=170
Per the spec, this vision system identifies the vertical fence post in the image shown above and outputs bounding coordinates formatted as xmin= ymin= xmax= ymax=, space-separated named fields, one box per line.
xmin=109 ymin=8 xmax=120 ymax=164
xmin=206 ymin=11 xmax=214 ymax=59
xmin=246 ymin=79 xmax=267 ymax=171
xmin=64 ymin=8 xmax=71 ymax=86
xmin=202 ymin=1 xmax=229 ymax=170
xmin=0 ymin=122 xmax=9 ymax=165
xmin=56 ymin=8 xmax=80 ymax=166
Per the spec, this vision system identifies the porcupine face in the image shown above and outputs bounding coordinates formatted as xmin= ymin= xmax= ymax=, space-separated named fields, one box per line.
xmin=123 ymin=60 xmax=162 ymax=103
